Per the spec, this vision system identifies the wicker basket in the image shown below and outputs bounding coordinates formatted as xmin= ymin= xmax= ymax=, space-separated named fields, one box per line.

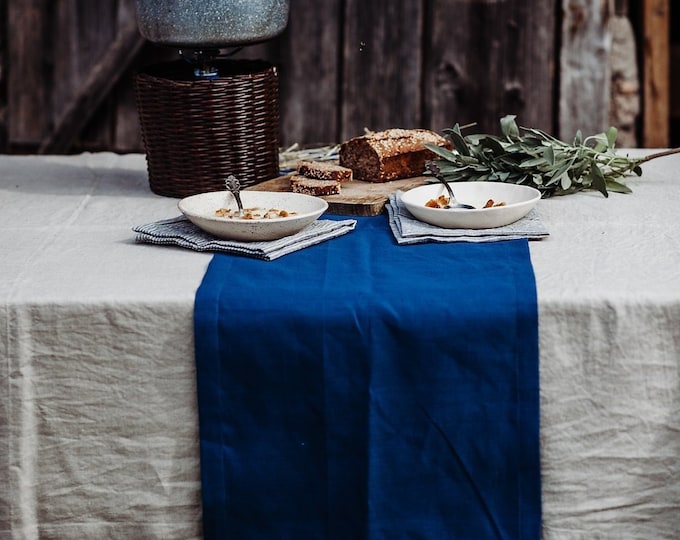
xmin=135 ymin=59 xmax=280 ymax=198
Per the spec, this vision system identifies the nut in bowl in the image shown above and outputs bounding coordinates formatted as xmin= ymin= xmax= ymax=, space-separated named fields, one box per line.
xmin=400 ymin=181 xmax=541 ymax=229
xmin=178 ymin=190 xmax=328 ymax=241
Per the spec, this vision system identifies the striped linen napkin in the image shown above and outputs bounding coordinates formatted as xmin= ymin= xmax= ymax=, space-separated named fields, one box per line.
xmin=387 ymin=191 xmax=549 ymax=245
xmin=133 ymin=216 xmax=357 ymax=261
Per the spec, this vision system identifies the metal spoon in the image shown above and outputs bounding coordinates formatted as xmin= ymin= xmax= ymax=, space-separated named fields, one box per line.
xmin=441 ymin=181 xmax=475 ymax=209
xmin=224 ymin=175 xmax=244 ymax=216
xmin=425 ymin=161 xmax=475 ymax=209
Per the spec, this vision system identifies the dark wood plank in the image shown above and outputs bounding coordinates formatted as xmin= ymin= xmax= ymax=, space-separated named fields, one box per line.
xmin=425 ymin=0 xmax=556 ymax=137
xmin=341 ymin=0 xmax=425 ymax=140
xmin=46 ymin=0 xmax=117 ymax=151
xmin=39 ymin=11 xmax=145 ymax=154
xmin=0 ymin=0 xmax=7 ymax=151
xmin=234 ymin=0 xmax=343 ymax=148
xmin=276 ymin=0 xmax=342 ymax=147
xmin=72 ymin=0 xmax=121 ymax=149
xmin=111 ymin=62 xmax=145 ymax=153
xmin=112 ymin=0 xmax=146 ymax=152
xmin=7 ymin=0 xmax=49 ymax=146
xmin=52 ymin=0 xmax=80 ymax=120
xmin=51 ymin=0 xmax=119 ymax=150
xmin=642 ymin=0 xmax=670 ymax=147
xmin=672 ymin=41 xmax=680 ymax=129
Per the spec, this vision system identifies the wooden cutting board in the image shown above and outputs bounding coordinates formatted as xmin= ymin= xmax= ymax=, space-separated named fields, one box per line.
xmin=246 ymin=174 xmax=428 ymax=216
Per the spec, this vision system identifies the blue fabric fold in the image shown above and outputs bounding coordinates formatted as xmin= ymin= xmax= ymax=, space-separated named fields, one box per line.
xmin=194 ymin=214 xmax=541 ymax=539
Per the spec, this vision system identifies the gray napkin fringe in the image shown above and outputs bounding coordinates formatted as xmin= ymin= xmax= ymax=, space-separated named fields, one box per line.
xmin=133 ymin=216 xmax=357 ymax=261
xmin=387 ymin=191 xmax=549 ymax=245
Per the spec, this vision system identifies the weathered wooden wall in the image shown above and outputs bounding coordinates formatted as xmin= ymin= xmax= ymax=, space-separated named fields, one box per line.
xmin=560 ymin=0 xmax=614 ymax=141
xmin=425 ymin=0 xmax=556 ymax=136
xmin=0 ymin=0 xmax=6 ymax=151
xmin=250 ymin=0 xmax=556 ymax=143
xmin=0 ymin=0 xmax=665 ymax=154
xmin=5 ymin=0 xmax=147 ymax=152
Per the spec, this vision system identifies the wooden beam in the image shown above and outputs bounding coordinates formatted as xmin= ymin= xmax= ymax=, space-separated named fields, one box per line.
xmin=559 ymin=0 xmax=613 ymax=140
xmin=262 ymin=0 xmax=343 ymax=147
xmin=112 ymin=0 xmax=147 ymax=152
xmin=7 ymin=0 xmax=49 ymax=145
xmin=341 ymin=0 xmax=425 ymax=140
xmin=426 ymin=0 xmax=556 ymax=136
xmin=608 ymin=0 xmax=640 ymax=147
xmin=38 ymin=16 xmax=145 ymax=154
xmin=642 ymin=0 xmax=670 ymax=147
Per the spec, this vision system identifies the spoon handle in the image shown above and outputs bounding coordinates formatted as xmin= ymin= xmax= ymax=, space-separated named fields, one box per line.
xmin=441 ymin=180 xmax=475 ymax=209
xmin=442 ymin=180 xmax=456 ymax=202
xmin=224 ymin=175 xmax=244 ymax=215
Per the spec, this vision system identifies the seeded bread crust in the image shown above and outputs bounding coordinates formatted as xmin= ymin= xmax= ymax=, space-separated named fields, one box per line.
xmin=339 ymin=128 xmax=449 ymax=183
xmin=297 ymin=160 xmax=353 ymax=182
xmin=290 ymin=174 xmax=341 ymax=196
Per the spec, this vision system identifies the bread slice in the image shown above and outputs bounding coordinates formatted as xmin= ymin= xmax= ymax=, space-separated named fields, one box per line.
xmin=297 ymin=160 xmax=353 ymax=182
xmin=339 ymin=128 xmax=449 ymax=183
xmin=290 ymin=174 xmax=341 ymax=196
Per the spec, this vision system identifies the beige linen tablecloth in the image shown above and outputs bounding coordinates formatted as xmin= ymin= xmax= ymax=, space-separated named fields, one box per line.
xmin=0 ymin=153 xmax=210 ymax=538
xmin=1 ymin=151 xmax=679 ymax=539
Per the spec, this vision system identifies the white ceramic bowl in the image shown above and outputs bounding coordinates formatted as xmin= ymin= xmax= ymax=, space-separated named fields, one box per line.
xmin=178 ymin=190 xmax=328 ymax=241
xmin=400 ymin=181 xmax=541 ymax=229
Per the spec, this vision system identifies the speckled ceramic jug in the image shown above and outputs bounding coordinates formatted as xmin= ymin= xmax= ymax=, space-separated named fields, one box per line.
xmin=134 ymin=0 xmax=290 ymax=47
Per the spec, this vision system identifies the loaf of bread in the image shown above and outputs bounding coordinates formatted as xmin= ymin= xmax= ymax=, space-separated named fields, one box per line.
xmin=290 ymin=174 xmax=341 ymax=196
xmin=339 ymin=128 xmax=449 ymax=182
xmin=297 ymin=160 xmax=353 ymax=182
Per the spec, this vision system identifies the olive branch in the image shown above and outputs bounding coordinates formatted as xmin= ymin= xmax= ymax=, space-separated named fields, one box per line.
xmin=425 ymin=115 xmax=680 ymax=197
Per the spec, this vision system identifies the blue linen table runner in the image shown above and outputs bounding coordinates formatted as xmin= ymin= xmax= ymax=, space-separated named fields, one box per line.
xmin=194 ymin=215 xmax=541 ymax=539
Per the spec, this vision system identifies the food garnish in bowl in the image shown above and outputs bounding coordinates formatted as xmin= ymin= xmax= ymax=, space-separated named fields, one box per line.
xmin=424 ymin=196 xmax=506 ymax=209
xmin=425 ymin=195 xmax=450 ymax=208
xmin=214 ymin=207 xmax=298 ymax=220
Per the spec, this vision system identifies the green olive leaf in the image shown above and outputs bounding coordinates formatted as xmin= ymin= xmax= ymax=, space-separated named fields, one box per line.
xmin=559 ymin=171 xmax=571 ymax=191
xmin=500 ymin=115 xmax=520 ymax=141
xmin=587 ymin=133 xmax=609 ymax=153
xmin=588 ymin=163 xmax=608 ymax=197
xmin=605 ymin=179 xmax=632 ymax=194
xmin=423 ymin=143 xmax=458 ymax=162
xmin=443 ymin=125 xmax=470 ymax=157
xmin=606 ymin=126 xmax=618 ymax=148
xmin=543 ymin=145 xmax=555 ymax=165
xmin=479 ymin=136 xmax=506 ymax=156
xmin=573 ymin=130 xmax=583 ymax=146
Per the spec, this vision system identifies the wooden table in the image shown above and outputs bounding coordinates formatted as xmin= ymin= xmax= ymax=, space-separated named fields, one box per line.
xmin=2 ymin=151 xmax=679 ymax=538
